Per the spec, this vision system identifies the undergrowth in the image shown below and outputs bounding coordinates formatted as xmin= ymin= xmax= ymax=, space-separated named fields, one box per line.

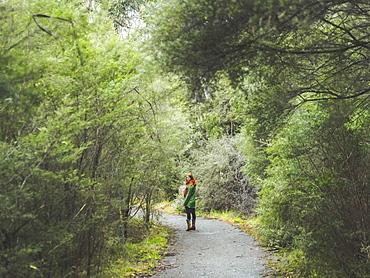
xmin=101 ymin=219 xmax=172 ymax=277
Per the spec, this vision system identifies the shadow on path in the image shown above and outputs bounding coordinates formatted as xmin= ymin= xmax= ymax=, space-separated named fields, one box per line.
xmin=152 ymin=212 xmax=273 ymax=278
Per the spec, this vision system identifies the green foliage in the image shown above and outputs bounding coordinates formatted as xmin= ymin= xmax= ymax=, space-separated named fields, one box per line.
xmin=146 ymin=0 xmax=370 ymax=276
xmin=0 ymin=0 xmax=188 ymax=277
xmin=257 ymin=101 xmax=370 ymax=277
xmin=104 ymin=220 xmax=170 ymax=277
xmin=147 ymin=0 xmax=280 ymax=85
xmin=3 ymin=0 xmax=370 ymax=277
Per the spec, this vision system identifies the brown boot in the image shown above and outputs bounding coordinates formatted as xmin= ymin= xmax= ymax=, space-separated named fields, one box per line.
xmin=190 ymin=219 xmax=196 ymax=230
xmin=186 ymin=220 xmax=191 ymax=231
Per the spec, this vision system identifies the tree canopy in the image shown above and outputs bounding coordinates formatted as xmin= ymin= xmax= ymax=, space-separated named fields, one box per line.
xmin=1 ymin=0 xmax=370 ymax=277
xmin=149 ymin=0 xmax=370 ymax=101
xmin=148 ymin=0 xmax=370 ymax=276
xmin=1 ymin=0 xmax=188 ymax=276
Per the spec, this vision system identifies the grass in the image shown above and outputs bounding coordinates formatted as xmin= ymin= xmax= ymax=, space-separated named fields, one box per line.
xmin=103 ymin=220 xmax=173 ymax=277
xmin=200 ymin=210 xmax=259 ymax=237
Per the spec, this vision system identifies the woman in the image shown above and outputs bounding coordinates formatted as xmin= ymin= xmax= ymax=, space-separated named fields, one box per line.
xmin=184 ymin=173 xmax=197 ymax=231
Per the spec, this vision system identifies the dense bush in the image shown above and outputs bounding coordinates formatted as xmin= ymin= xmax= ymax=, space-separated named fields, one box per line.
xmin=0 ymin=1 xmax=187 ymax=276
xmin=191 ymin=137 xmax=256 ymax=215
xmin=147 ymin=0 xmax=370 ymax=276
xmin=257 ymin=101 xmax=370 ymax=277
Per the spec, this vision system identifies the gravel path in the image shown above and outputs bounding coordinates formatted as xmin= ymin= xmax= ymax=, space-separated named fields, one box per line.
xmin=151 ymin=213 xmax=272 ymax=278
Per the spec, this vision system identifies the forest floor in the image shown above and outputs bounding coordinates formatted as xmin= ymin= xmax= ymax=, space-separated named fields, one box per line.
xmin=149 ymin=212 xmax=278 ymax=278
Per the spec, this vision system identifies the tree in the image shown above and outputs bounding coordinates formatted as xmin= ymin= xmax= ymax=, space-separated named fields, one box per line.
xmin=147 ymin=0 xmax=370 ymax=276
xmin=257 ymin=100 xmax=370 ymax=276
xmin=0 ymin=0 xmax=188 ymax=276
xmin=149 ymin=0 xmax=370 ymax=99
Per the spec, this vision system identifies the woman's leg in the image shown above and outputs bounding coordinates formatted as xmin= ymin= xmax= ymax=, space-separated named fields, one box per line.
xmin=190 ymin=208 xmax=196 ymax=221
xmin=185 ymin=207 xmax=192 ymax=220
xmin=185 ymin=207 xmax=192 ymax=231
xmin=190 ymin=208 xmax=196 ymax=230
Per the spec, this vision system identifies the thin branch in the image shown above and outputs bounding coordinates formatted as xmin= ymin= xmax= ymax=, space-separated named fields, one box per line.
xmin=258 ymin=43 xmax=359 ymax=55
xmin=300 ymin=88 xmax=370 ymax=102
xmin=32 ymin=14 xmax=73 ymax=39
xmin=321 ymin=18 xmax=370 ymax=50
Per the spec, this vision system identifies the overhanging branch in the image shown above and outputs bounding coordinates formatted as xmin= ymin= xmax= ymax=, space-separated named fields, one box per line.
xmin=32 ymin=14 xmax=74 ymax=39
xmin=299 ymin=88 xmax=370 ymax=101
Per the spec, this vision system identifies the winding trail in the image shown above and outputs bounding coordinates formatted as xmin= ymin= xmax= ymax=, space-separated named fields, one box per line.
xmin=152 ymin=213 xmax=272 ymax=278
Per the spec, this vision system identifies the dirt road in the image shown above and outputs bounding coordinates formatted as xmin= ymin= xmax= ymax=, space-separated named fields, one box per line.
xmin=151 ymin=213 xmax=272 ymax=278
